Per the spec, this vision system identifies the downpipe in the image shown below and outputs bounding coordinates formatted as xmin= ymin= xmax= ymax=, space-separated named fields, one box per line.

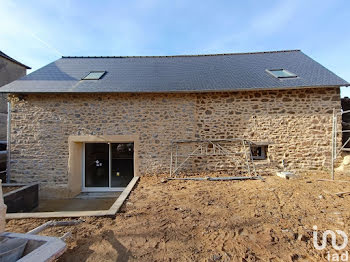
xmin=6 ymin=100 xmax=11 ymax=183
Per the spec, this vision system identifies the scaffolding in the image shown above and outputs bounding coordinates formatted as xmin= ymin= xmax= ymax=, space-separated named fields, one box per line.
xmin=169 ymin=138 xmax=261 ymax=179
xmin=331 ymin=108 xmax=350 ymax=180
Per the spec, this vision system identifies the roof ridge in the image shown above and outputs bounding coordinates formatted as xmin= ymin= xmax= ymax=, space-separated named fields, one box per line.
xmin=61 ymin=49 xmax=301 ymax=59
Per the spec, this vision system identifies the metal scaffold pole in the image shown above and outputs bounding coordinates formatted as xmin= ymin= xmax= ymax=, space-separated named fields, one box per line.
xmin=331 ymin=108 xmax=335 ymax=180
xmin=168 ymin=138 xmax=260 ymax=179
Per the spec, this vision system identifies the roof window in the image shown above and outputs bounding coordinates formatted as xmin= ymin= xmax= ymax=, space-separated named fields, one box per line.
xmin=266 ymin=69 xmax=297 ymax=79
xmin=82 ymin=71 xmax=106 ymax=80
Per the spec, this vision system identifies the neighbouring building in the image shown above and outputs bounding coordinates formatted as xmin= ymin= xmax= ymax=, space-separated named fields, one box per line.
xmin=0 ymin=51 xmax=30 ymax=140
xmin=0 ymin=51 xmax=30 ymax=177
xmin=0 ymin=50 xmax=348 ymax=198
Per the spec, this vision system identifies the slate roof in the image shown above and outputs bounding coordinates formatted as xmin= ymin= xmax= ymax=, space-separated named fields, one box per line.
xmin=0 ymin=50 xmax=348 ymax=93
xmin=0 ymin=51 xmax=31 ymax=69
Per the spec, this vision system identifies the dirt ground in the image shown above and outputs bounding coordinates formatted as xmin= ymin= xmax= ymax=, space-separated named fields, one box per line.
xmin=5 ymin=171 xmax=350 ymax=261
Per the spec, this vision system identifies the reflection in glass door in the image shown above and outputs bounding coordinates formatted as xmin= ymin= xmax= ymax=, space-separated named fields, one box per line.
xmin=84 ymin=143 xmax=109 ymax=187
xmin=111 ymin=143 xmax=134 ymax=187
xmin=83 ymin=142 xmax=134 ymax=191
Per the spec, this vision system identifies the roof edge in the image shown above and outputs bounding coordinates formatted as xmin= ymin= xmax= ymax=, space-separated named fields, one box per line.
xmin=0 ymin=51 xmax=31 ymax=69
xmin=62 ymin=49 xmax=301 ymax=59
xmin=0 ymin=84 xmax=347 ymax=94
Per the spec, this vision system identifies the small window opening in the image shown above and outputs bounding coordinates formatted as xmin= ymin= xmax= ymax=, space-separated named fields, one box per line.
xmin=82 ymin=71 xmax=106 ymax=80
xmin=251 ymin=145 xmax=268 ymax=160
xmin=266 ymin=69 xmax=297 ymax=79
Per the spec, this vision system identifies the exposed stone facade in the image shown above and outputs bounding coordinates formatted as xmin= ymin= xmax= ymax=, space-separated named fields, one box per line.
xmin=8 ymin=87 xmax=341 ymax=197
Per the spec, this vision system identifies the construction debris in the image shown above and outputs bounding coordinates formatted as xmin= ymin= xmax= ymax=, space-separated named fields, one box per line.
xmin=0 ymin=180 xmax=68 ymax=261
xmin=276 ymin=171 xmax=296 ymax=179
xmin=335 ymin=155 xmax=350 ymax=172
xmin=27 ymin=219 xmax=84 ymax=235
xmin=317 ymin=179 xmax=350 ymax=183
xmin=335 ymin=191 xmax=350 ymax=197
xmin=167 ymin=176 xmax=262 ymax=181
xmin=60 ymin=232 xmax=72 ymax=241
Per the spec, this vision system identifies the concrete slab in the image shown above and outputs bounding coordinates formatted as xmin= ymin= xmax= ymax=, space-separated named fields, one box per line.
xmin=108 ymin=176 xmax=139 ymax=214
xmin=6 ymin=177 xmax=139 ymax=219
xmin=76 ymin=192 xmax=121 ymax=199
xmin=0 ymin=232 xmax=66 ymax=261
xmin=37 ymin=198 xmax=117 ymax=212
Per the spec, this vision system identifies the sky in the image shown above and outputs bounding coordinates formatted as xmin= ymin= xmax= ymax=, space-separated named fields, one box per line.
xmin=1 ymin=0 xmax=350 ymax=96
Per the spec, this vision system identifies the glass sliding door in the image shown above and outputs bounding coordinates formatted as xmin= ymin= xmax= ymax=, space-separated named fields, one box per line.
xmin=84 ymin=143 xmax=109 ymax=187
xmin=111 ymin=143 xmax=134 ymax=187
xmin=83 ymin=142 xmax=134 ymax=191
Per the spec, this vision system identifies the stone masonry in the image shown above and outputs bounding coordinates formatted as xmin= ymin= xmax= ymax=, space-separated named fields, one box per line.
xmin=8 ymin=87 xmax=341 ymax=197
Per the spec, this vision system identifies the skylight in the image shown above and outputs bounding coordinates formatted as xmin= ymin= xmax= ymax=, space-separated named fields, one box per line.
xmin=266 ymin=69 xmax=297 ymax=79
xmin=82 ymin=71 xmax=106 ymax=80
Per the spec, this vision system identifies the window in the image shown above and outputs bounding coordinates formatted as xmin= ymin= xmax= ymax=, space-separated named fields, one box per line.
xmin=82 ymin=71 xmax=106 ymax=80
xmin=266 ymin=69 xmax=297 ymax=79
xmin=251 ymin=145 xmax=268 ymax=160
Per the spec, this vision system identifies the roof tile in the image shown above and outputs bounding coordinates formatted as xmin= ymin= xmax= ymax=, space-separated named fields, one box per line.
xmin=0 ymin=50 xmax=348 ymax=93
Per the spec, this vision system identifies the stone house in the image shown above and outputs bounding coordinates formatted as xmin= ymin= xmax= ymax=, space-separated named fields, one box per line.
xmin=0 ymin=50 xmax=348 ymax=198
xmin=0 ymin=51 xmax=30 ymax=176
xmin=0 ymin=51 xmax=30 ymax=140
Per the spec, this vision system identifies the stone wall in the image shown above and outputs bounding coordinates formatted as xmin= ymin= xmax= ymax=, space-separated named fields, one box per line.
xmin=196 ymin=89 xmax=341 ymax=174
xmin=8 ymin=87 xmax=341 ymax=196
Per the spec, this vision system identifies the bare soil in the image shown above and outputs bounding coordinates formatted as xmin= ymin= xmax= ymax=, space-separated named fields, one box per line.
xmin=6 ymin=171 xmax=350 ymax=261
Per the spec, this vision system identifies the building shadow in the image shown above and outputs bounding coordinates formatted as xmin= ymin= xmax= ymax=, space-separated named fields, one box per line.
xmin=59 ymin=229 xmax=132 ymax=262
xmin=103 ymin=229 xmax=132 ymax=262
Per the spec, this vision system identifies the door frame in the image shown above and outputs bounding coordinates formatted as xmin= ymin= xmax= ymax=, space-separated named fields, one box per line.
xmin=68 ymin=135 xmax=140 ymax=196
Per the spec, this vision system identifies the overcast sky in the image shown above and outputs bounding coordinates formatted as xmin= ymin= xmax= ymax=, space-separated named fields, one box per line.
xmin=1 ymin=0 xmax=349 ymax=96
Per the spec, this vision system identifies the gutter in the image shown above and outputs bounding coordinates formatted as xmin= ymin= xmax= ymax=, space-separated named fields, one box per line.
xmin=7 ymin=101 xmax=11 ymax=182
xmin=0 ymin=84 xmax=348 ymax=95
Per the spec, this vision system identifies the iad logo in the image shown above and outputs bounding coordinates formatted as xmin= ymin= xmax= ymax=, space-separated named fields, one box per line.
xmin=313 ymin=225 xmax=348 ymax=261
xmin=313 ymin=225 xmax=348 ymax=250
